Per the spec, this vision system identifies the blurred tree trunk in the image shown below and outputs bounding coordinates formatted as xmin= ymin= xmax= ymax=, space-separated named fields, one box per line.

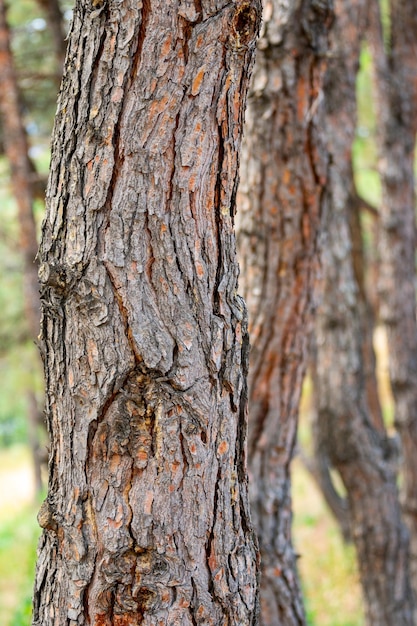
xmin=300 ymin=341 xmax=352 ymax=544
xmin=33 ymin=1 xmax=261 ymax=625
xmin=369 ymin=0 xmax=417 ymax=599
xmin=0 ymin=0 xmax=43 ymax=493
xmin=35 ymin=0 xmax=67 ymax=80
xmin=306 ymin=191 xmax=383 ymax=546
xmin=236 ymin=1 xmax=333 ymax=623
xmin=349 ymin=194 xmax=384 ymax=432
xmin=314 ymin=0 xmax=415 ymax=622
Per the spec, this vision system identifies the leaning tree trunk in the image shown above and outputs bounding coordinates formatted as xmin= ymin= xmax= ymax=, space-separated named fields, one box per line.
xmin=369 ymin=0 xmax=417 ymax=599
xmin=314 ymin=0 xmax=414 ymax=622
xmin=0 ymin=0 xmax=43 ymax=493
xmin=33 ymin=2 xmax=261 ymax=625
xmin=236 ymin=1 xmax=333 ymax=623
xmin=306 ymin=188 xmax=384 ymax=546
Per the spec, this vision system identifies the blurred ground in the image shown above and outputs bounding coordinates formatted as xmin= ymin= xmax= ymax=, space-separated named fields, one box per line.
xmin=293 ymin=457 xmax=364 ymax=625
xmin=0 ymin=446 xmax=35 ymax=518
xmin=0 ymin=446 xmax=39 ymax=626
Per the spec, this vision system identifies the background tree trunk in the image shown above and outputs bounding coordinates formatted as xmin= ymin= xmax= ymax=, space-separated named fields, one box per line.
xmin=300 ymin=342 xmax=351 ymax=544
xmin=35 ymin=0 xmax=67 ymax=81
xmin=236 ymin=1 xmax=333 ymax=623
xmin=0 ymin=0 xmax=44 ymax=494
xmin=33 ymin=1 xmax=262 ymax=625
xmin=314 ymin=0 xmax=414 ymax=622
xmin=369 ymin=0 xmax=417 ymax=599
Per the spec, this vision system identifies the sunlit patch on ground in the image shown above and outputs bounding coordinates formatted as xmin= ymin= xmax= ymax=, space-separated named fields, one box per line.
xmin=292 ymin=458 xmax=364 ymax=626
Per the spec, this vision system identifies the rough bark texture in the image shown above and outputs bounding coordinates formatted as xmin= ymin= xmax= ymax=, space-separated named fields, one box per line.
xmin=369 ymin=0 xmax=417 ymax=600
xmin=236 ymin=2 xmax=333 ymax=623
xmin=33 ymin=1 xmax=261 ymax=625
xmin=0 ymin=0 xmax=44 ymax=493
xmin=314 ymin=0 xmax=414 ymax=622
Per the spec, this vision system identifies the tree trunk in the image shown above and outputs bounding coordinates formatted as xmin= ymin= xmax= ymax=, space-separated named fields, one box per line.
xmin=349 ymin=192 xmax=384 ymax=433
xmin=33 ymin=2 xmax=261 ymax=625
xmin=0 ymin=0 xmax=40 ymax=339
xmin=369 ymin=0 xmax=417 ymax=599
xmin=314 ymin=0 xmax=414 ymax=622
xmin=300 ymin=343 xmax=351 ymax=544
xmin=0 ymin=0 xmax=44 ymax=494
xmin=35 ymin=0 xmax=67 ymax=80
xmin=305 ymin=190 xmax=383 ymax=545
xmin=236 ymin=1 xmax=333 ymax=623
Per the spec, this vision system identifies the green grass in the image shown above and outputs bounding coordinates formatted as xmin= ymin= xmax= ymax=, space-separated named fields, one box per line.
xmin=0 ymin=445 xmax=43 ymax=626
xmin=0 ymin=501 xmax=40 ymax=626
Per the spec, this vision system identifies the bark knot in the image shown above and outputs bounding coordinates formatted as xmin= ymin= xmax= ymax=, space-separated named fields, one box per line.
xmin=230 ymin=3 xmax=259 ymax=49
xmin=37 ymin=499 xmax=57 ymax=531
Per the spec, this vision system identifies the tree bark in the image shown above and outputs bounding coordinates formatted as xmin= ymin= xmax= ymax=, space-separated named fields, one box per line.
xmin=369 ymin=0 xmax=417 ymax=599
xmin=314 ymin=0 xmax=415 ymax=622
xmin=236 ymin=1 xmax=333 ymax=623
xmin=33 ymin=2 xmax=261 ymax=625
xmin=0 ymin=0 xmax=44 ymax=494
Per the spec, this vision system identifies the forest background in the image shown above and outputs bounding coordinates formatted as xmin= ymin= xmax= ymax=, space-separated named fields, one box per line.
xmin=0 ymin=0 xmax=404 ymax=624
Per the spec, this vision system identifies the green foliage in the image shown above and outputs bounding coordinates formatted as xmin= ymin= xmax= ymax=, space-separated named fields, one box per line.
xmin=10 ymin=594 xmax=33 ymax=626
xmin=0 ymin=159 xmax=43 ymax=448
xmin=378 ymin=0 xmax=391 ymax=53
xmin=353 ymin=45 xmax=381 ymax=209
xmin=0 ymin=342 xmax=44 ymax=447
xmin=7 ymin=1 xmax=72 ymax=147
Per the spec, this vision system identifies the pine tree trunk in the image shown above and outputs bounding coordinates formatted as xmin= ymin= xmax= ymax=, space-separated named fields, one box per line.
xmin=35 ymin=0 xmax=67 ymax=79
xmin=33 ymin=2 xmax=261 ymax=624
xmin=0 ymin=0 xmax=40 ymax=339
xmin=369 ymin=0 xmax=417 ymax=600
xmin=236 ymin=1 xmax=333 ymax=623
xmin=314 ymin=0 xmax=415 ymax=622
xmin=0 ymin=0 xmax=44 ymax=494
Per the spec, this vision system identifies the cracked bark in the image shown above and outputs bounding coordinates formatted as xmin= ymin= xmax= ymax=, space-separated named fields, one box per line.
xmin=314 ymin=0 xmax=414 ymax=622
xmin=32 ymin=1 xmax=261 ymax=624
xmin=236 ymin=1 xmax=333 ymax=623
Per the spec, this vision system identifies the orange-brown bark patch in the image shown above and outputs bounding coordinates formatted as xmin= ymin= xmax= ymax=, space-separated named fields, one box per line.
xmin=137 ymin=449 xmax=148 ymax=462
xmin=144 ymin=490 xmax=154 ymax=514
xmin=161 ymin=33 xmax=172 ymax=56
xmin=217 ymin=440 xmax=229 ymax=456
xmin=208 ymin=551 xmax=218 ymax=571
xmin=191 ymin=66 xmax=206 ymax=95
xmin=297 ymin=75 xmax=308 ymax=121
